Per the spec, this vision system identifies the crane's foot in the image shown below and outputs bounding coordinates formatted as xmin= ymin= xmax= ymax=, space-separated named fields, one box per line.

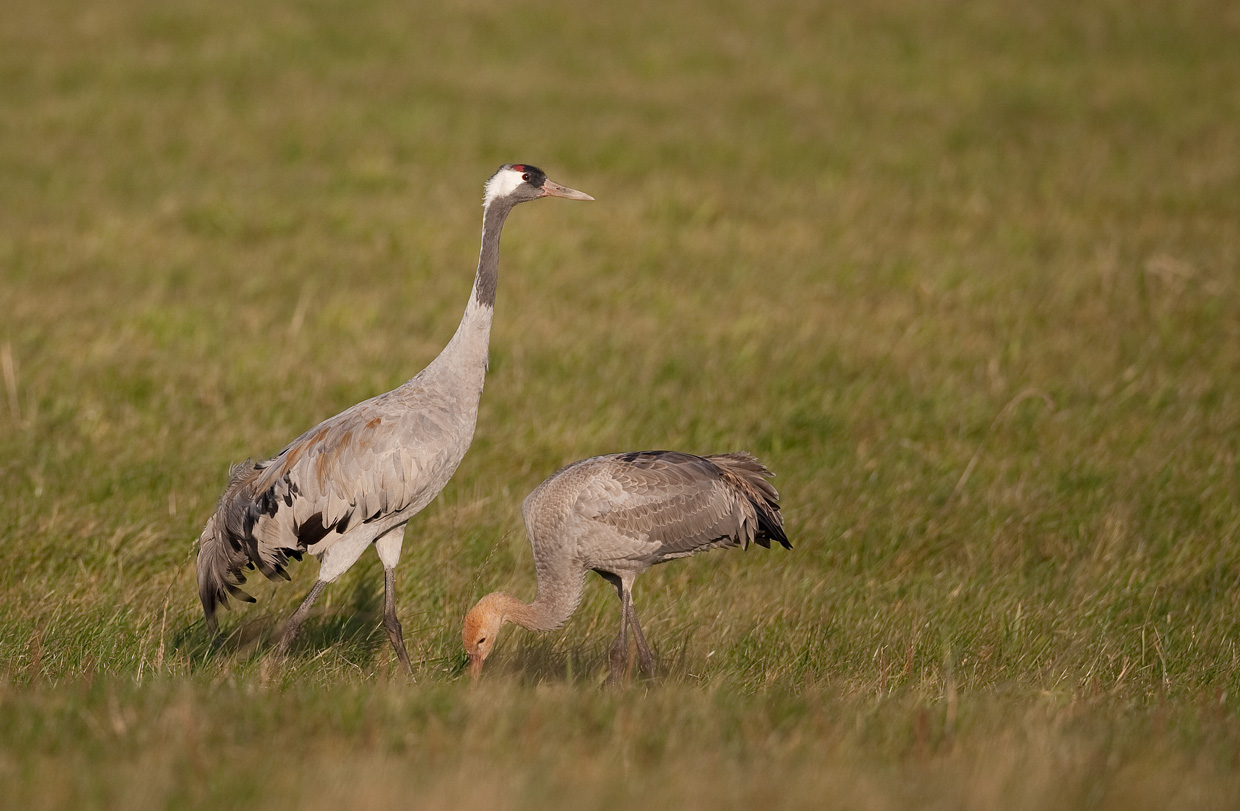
xmin=606 ymin=633 xmax=632 ymax=688
xmin=635 ymin=649 xmax=657 ymax=679
xmin=384 ymin=614 xmax=415 ymax=681
xmin=273 ymin=610 xmax=310 ymax=659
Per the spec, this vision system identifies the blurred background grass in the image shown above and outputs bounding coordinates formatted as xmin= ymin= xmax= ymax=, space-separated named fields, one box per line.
xmin=2 ymin=0 xmax=1239 ymax=808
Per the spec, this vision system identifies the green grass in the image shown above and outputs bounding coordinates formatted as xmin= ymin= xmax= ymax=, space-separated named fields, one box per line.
xmin=2 ymin=0 xmax=1240 ymax=807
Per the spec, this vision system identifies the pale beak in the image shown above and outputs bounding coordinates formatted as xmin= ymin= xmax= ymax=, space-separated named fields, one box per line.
xmin=540 ymin=179 xmax=594 ymax=201
xmin=468 ymin=652 xmax=484 ymax=682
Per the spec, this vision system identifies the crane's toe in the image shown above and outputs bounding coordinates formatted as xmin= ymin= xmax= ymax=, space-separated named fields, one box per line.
xmin=635 ymin=646 xmax=656 ymax=678
xmin=384 ymin=613 xmax=415 ymax=679
xmin=607 ymin=632 xmax=631 ymax=687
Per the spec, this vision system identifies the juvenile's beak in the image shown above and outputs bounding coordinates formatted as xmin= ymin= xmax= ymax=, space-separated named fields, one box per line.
xmin=468 ymin=652 xmax=484 ymax=682
xmin=541 ymin=179 xmax=594 ymax=201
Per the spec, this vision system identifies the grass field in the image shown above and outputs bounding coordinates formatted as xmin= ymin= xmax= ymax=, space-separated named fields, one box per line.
xmin=2 ymin=0 xmax=1240 ymax=807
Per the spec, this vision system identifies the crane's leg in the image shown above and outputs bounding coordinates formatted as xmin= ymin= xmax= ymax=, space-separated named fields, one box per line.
xmin=625 ymin=599 xmax=656 ymax=677
xmin=608 ymin=605 xmax=629 ymax=685
xmin=375 ymin=525 xmax=414 ymax=679
xmin=382 ymin=567 xmax=414 ymax=678
xmin=275 ymin=579 xmax=327 ymax=657
xmin=600 ymin=572 xmax=633 ymax=686
xmin=274 ymin=528 xmax=374 ymax=660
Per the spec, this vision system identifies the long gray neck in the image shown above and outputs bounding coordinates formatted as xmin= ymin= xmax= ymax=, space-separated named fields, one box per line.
xmin=425 ymin=201 xmax=513 ymax=379
xmin=473 ymin=202 xmax=512 ymax=308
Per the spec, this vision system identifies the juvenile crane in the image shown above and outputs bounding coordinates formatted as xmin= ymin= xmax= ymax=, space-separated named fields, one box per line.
xmin=463 ymin=451 xmax=789 ymax=682
xmin=196 ymin=165 xmax=592 ymax=674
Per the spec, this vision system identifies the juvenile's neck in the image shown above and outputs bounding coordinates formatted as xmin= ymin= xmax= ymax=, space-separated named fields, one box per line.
xmin=491 ymin=588 xmax=579 ymax=633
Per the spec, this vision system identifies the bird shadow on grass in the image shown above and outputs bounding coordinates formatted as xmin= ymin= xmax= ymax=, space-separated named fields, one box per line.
xmin=500 ymin=642 xmax=602 ymax=686
xmin=497 ymin=638 xmax=680 ymax=688
xmin=170 ymin=579 xmax=393 ymax=675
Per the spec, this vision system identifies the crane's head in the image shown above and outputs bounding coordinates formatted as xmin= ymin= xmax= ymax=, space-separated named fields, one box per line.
xmin=462 ymin=592 xmax=509 ymax=681
xmin=483 ymin=164 xmax=593 ymax=208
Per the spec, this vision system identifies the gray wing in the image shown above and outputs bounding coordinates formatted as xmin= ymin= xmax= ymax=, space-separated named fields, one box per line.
xmin=570 ymin=451 xmax=776 ymax=559
xmin=245 ymin=386 xmax=458 ymax=565
xmin=199 ymin=370 xmax=471 ymax=618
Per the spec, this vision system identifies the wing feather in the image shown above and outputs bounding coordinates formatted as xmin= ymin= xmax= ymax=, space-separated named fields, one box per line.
xmin=242 ymin=388 xmax=457 ymax=559
xmin=572 ymin=451 xmax=757 ymax=557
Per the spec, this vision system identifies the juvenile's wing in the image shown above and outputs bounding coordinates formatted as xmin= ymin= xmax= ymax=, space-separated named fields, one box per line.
xmin=571 ymin=451 xmax=780 ymax=559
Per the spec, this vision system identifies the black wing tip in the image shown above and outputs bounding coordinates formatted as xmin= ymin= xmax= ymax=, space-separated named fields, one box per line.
xmin=755 ymin=510 xmax=791 ymax=550
xmin=199 ymin=580 xmax=256 ymax=635
xmin=226 ymin=583 xmax=257 ymax=602
xmin=253 ymin=552 xmax=296 ymax=583
xmin=752 ymin=483 xmax=790 ymax=550
xmin=706 ymin=451 xmax=789 ymax=550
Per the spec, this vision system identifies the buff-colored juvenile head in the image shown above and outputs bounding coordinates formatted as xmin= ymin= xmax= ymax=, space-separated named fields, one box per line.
xmin=462 ymin=593 xmax=509 ymax=681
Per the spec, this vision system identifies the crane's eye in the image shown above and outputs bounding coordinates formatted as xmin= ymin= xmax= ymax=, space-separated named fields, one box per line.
xmin=521 ymin=173 xmax=531 ymax=182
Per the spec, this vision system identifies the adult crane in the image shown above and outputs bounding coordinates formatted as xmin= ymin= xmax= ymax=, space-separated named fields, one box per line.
xmin=196 ymin=164 xmax=592 ymax=674
xmin=462 ymin=451 xmax=789 ymax=683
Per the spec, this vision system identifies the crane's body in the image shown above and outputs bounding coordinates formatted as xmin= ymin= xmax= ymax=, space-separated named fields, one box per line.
xmin=195 ymin=165 xmax=592 ymax=673
xmin=463 ymin=451 xmax=790 ymax=682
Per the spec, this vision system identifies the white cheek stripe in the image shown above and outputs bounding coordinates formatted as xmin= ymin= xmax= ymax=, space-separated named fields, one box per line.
xmin=483 ymin=169 xmax=526 ymax=206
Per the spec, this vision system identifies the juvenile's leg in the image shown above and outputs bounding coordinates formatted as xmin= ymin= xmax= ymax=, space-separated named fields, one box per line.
xmin=626 ymin=600 xmax=656 ymax=676
xmin=600 ymin=572 xmax=631 ymax=684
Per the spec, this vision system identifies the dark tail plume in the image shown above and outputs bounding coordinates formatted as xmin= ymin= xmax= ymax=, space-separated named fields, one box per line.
xmin=195 ymin=462 xmax=262 ymax=632
xmin=708 ymin=452 xmax=791 ymax=550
